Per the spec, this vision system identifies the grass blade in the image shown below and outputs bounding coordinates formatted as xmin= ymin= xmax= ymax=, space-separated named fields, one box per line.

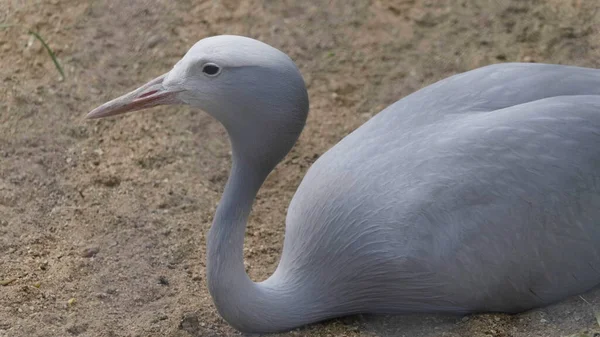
xmin=27 ymin=30 xmax=65 ymax=79
xmin=0 ymin=23 xmax=65 ymax=79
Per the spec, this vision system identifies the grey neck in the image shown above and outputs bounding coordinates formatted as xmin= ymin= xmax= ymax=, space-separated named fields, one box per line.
xmin=205 ymin=143 xmax=299 ymax=332
xmin=207 ymin=133 xmax=338 ymax=332
xmin=205 ymin=89 xmax=314 ymax=332
xmin=206 ymin=148 xmax=263 ymax=325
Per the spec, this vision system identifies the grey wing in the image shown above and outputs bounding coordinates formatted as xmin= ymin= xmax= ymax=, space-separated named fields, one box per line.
xmin=365 ymin=63 xmax=600 ymax=135
xmin=283 ymin=65 xmax=600 ymax=313
xmin=408 ymin=94 xmax=600 ymax=311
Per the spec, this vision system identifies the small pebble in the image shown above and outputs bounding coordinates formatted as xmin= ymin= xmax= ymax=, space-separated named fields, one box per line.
xmin=0 ymin=278 xmax=17 ymax=286
xmin=81 ymin=247 xmax=100 ymax=258
xmin=179 ymin=313 xmax=200 ymax=333
xmin=158 ymin=276 xmax=169 ymax=286
xmin=67 ymin=298 xmax=77 ymax=307
xmin=523 ymin=55 xmax=535 ymax=63
xmin=540 ymin=318 xmax=547 ymax=323
xmin=146 ymin=35 xmax=163 ymax=49
xmin=152 ymin=314 xmax=168 ymax=323
xmin=66 ymin=323 xmax=88 ymax=335
xmin=95 ymin=292 xmax=108 ymax=299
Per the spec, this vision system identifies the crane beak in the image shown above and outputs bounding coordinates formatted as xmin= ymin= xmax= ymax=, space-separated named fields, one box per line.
xmin=87 ymin=73 xmax=182 ymax=119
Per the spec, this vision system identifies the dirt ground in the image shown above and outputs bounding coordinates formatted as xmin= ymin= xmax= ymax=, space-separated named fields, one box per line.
xmin=2 ymin=0 xmax=600 ymax=336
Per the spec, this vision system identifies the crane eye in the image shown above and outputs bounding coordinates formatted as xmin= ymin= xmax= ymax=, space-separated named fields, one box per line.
xmin=202 ymin=63 xmax=221 ymax=77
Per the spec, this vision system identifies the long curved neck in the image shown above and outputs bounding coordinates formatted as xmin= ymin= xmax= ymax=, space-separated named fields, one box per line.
xmin=206 ymin=150 xmax=305 ymax=333
xmin=206 ymin=153 xmax=263 ymax=286
xmin=205 ymin=93 xmax=312 ymax=332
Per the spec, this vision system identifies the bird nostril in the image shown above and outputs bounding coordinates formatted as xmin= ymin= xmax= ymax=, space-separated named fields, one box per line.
xmin=139 ymin=90 xmax=158 ymax=99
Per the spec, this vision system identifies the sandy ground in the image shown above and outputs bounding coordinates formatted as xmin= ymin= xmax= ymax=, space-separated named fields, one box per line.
xmin=2 ymin=0 xmax=600 ymax=336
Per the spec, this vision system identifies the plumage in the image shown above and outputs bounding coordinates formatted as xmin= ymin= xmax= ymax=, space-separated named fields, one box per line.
xmin=88 ymin=35 xmax=600 ymax=333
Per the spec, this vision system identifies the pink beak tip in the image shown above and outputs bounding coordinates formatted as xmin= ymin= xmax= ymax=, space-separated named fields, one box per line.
xmin=84 ymin=73 xmax=173 ymax=120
